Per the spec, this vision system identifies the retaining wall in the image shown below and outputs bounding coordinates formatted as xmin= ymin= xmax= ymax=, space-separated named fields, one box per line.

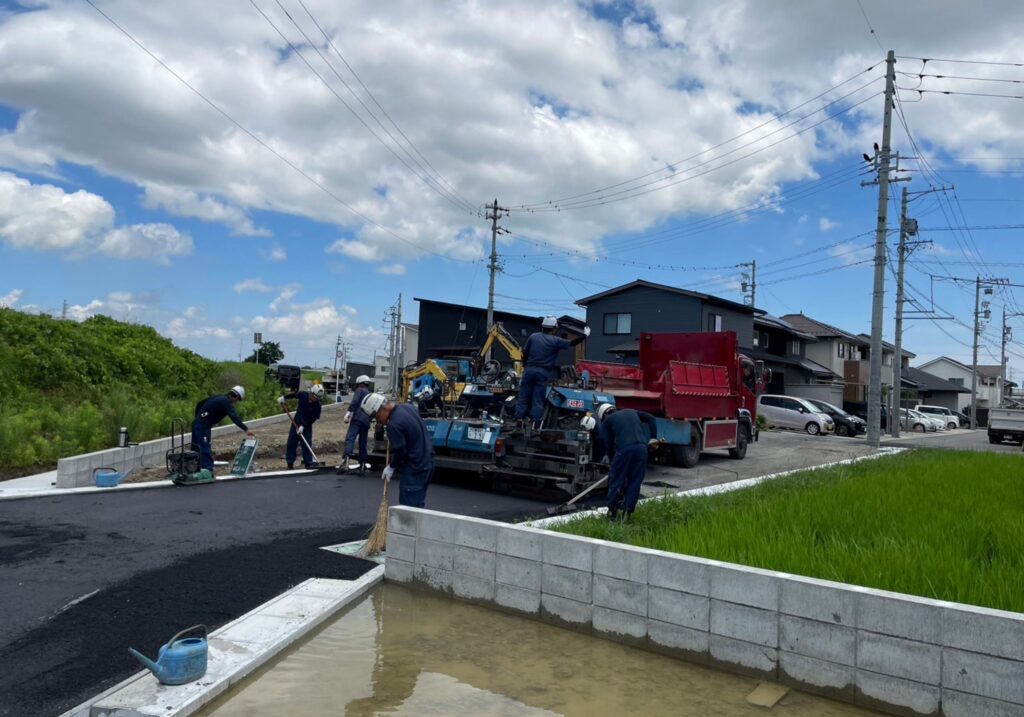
xmin=385 ymin=506 xmax=1024 ymax=717
xmin=55 ymin=402 xmax=345 ymax=488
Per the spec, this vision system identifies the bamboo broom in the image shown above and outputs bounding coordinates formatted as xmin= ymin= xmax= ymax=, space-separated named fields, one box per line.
xmin=359 ymin=439 xmax=389 ymax=557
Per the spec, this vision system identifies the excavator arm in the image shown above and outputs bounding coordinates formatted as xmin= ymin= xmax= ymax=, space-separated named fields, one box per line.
xmin=478 ymin=322 xmax=523 ymax=376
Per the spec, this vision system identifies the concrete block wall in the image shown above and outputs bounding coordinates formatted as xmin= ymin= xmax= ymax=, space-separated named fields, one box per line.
xmin=386 ymin=506 xmax=1024 ymax=717
xmin=56 ymin=403 xmax=345 ymax=488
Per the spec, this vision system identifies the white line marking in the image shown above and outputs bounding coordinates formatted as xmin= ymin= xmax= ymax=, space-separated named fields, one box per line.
xmin=54 ymin=588 xmax=100 ymax=616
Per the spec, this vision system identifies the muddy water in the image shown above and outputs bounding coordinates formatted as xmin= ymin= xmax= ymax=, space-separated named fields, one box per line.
xmin=201 ymin=584 xmax=882 ymax=717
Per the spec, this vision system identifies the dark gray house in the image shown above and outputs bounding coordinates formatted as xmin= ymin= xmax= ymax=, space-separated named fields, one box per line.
xmin=575 ymin=280 xmax=756 ymax=362
xmin=744 ymin=314 xmax=837 ymax=396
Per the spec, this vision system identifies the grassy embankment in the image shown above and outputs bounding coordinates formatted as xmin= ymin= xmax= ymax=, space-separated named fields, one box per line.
xmin=555 ymin=450 xmax=1024 ymax=613
xmin=0 ymin=309 xmax=299 ymax=476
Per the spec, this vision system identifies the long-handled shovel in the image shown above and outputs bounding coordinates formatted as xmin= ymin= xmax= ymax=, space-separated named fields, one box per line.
xmin=283 ymin=406 xmax=323 ymax=467
xmin=547 ymin=474 xmax=608 ymax=515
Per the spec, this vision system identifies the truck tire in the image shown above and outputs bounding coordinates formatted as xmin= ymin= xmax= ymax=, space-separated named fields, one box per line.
xmin=672 ymin=425 xmax=701 ymax=469
xmin=989 ymin=432 xmax=1002 ymax=444
xmin=728 ymin=426 xmax=748 ymax=460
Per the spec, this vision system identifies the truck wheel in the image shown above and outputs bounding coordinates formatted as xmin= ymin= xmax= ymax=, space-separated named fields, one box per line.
xmin=805 ymin=422 xmax=820 ymax=435
xmin=728 ymin=427 xmax=748 ymax=459
xmin=989 ymin=433 xmax=1002 ymax=444
xmin=672 ymin=427 xmax=701 ymax=468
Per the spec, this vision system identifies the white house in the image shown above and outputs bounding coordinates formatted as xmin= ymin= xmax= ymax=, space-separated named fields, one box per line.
xmin=913 ymin=356 xmax=1004 ymax=412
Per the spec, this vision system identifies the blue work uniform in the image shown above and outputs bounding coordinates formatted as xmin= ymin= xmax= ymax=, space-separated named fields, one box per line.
xmin=191 ymin=395 xmax=248 ymax=471
xmin=386 ymin=403 xmax=435 ymax=508
xmin=285 ymin=391 xmax=322 ymax=467
xmin=344 ymin=386 xmax=371 ymax=465
xmin=515 ymin=332 xmax=573 ymax=425
xmin=599 ymin=409 xmax=658 ymax=514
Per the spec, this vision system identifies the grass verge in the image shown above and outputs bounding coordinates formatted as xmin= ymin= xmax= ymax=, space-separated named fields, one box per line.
xmin=555 ymin=450 xmax=1024 ymax=613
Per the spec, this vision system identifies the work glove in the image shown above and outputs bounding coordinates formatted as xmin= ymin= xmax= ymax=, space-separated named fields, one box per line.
xmin=647 ymin=438 xmax=663 ymax=448
xmin=344 ymin=411 xmax=352 ymax=423
xmin=277 ymin=396 xmax=286 ymax=407
xmin=584 ymin=326 xmax=592 ymax=337
xmin=382 ymin=465 xmax=395 ymax=482
xmin=296 ymin=425 xmax=304 ymax=435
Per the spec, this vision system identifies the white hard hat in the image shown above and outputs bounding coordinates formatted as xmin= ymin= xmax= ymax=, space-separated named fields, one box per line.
xmin=360 ymin=392 xmax=387 ymax=417
xmin=580 ymin=414 xmax=596 ymax=432
xmin=355 ymin=374 xmax=372 ymax=385
xmin=229 ymin=385 xmax=246 ymax=401
xmin=309 ymin=384 xmax=325 ymax=398
xmin=596 ymin=403 xmax=615 ymax=421
xmin=541 ymin=316 xmax=558 ymax=329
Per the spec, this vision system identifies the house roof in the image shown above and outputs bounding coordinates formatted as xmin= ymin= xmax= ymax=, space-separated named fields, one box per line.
xmin=856 ymin=334 xmax=916 ymax=358
xmin=575 ymin=279 xmax=760 ymax=315
xmin=905 ymin=366 xmax=972 ymax=394
xmin=608 ymin=339 xmax=640 ymax=354
xmin=917 ymin=355 xmax=973 ymax=373
xmin=743 ymin=348 xmax=840 ymax=379
xmin=754 ymin=313 xmax=818 ymax=341
xmin=414 ymin=298 xmax=582 ymax=327
xmin=977 ymin=365 xmax=1003 ymax=379
xmin=781 ymin=313 xmax=867 ymax=345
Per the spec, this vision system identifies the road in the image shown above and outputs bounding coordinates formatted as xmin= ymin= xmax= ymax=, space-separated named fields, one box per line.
xmin=882 ymin=427 xmax=1024 ymax=454
xmin=0 ymin=430 xmax=889 ymax=716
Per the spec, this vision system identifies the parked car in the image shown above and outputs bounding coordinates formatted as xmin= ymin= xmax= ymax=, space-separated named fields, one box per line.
xmin=951 ymin=409 xmax=970 ymax=428
xmin=900 ymin=408 xmax=939 ymax=432
xmin=844 ymin=402 xmax=889 ymax=431
xmin=804 ymin=399 xmax=865 ymax=437
xmin=914 ymin=405 xmax=960 ymax=431
xmin=757 ymin=395 xmax=835 ymax=435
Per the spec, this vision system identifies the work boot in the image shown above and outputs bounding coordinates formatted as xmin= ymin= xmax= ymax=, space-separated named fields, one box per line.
xmin=607 ymin=506 xmax=618 ymax=521
xmin=357 ymin=464 xmax=366 ymax=476
xmin=287 ymin=463 xmax=294 ymax=470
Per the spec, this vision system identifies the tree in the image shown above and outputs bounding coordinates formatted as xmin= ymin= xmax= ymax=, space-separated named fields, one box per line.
xmin=245 ymin=341 xmax=284 ymax=364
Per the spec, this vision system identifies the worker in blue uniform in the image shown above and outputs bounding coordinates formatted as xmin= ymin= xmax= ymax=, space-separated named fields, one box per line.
xmin=280 ymin=383 xmax=324 ymax=469
xmin=361 ymin=392 xmax=434 ymax=507
xmin=594 ymin=403 xmax=661 ymax=520
xmin=191 ymin=386 xmax=255 ymax=472
xmin=338 ymin=374 xmax=373 ymax=475
xmin=515 ymin=316 xmax=590 ymax=429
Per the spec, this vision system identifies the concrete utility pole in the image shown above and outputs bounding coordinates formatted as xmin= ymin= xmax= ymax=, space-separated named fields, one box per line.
xmin=740 ymin=261 xmax=757 ymax=306
xmin=863 ymin=50 xmax=898 ymax=448
xmin=332 ymin=334 xmax=342 ymax=403
xmin=485 ymin=199 xmax=508 ymax=344
xmin=971 ymin=277 xmax=983 ymax=430
xmin=892 ymin=187 xmax=911 ymax=437
xmin=395 ymin=293 xmax=403 ymax=394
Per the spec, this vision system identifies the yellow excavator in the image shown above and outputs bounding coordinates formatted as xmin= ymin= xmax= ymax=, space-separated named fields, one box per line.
xmin=400 ymin=322 xmax=523 ymax=403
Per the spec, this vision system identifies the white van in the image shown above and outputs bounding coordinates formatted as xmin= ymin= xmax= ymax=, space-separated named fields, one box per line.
xmin=914 ymin=405 xmax=959 ymax=430
xmin=757 ymin=395 xmax=835 ymax=435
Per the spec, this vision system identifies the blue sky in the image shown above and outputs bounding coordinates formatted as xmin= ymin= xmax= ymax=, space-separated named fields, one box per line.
xmin=1 ymin=0 xmax=1024 ymax=376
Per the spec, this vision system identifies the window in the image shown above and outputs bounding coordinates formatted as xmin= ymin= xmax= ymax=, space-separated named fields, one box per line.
xmin=838 ymin=342 xmax=846 ymax=358
xmin=883 ymin=352 xmax=892 ymax=366
xmin=752 ymin=332 xmax=760 ymax=348
xmin=603 ymin=312 xmax=632 ymax=335
xmin=458 ymin=322 xmax=467 ymax=331
xmin=707 ymin=313 xmax=723 ymax=332
xmin=760 ymin=396 xmax=782 ymax=408
xmin=790 ymin=339 xmax=801 ymax=355
xmin=761 ymin=332 xmax=769 ymax=349
xmin=948 ymin=377 xmax=964 ymax=386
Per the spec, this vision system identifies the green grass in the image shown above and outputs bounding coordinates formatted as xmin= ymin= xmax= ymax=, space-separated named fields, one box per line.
xmin=0 ymin=310 xmax=290 ymax=474
xmin=555 ymin=450 xmax=1024 ymax=613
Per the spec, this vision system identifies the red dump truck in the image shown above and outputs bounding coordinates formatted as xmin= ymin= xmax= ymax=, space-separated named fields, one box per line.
xmin=578 ymin=331 xmax=768 ymax=468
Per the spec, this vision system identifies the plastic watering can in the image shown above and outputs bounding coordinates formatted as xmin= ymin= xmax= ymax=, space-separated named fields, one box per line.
xmin=128 ymin=625 xmax=208 ymax=685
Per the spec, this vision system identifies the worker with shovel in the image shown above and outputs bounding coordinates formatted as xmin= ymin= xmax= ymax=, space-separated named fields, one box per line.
xmin=279 ymin=384 xmax=324 ymax=469
xmin=594 ymin=403 xmax=661 ymax=521
xmin=337 ymin=374 xmax=373 ymax=475
xmin=192 ymin=386 xmax=255 ymax=472
xmin=360 ymin=392 xmax=434 ymax=507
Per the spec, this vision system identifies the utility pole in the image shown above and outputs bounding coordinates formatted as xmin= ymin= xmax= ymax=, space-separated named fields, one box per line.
xmin=332 ymin=334 xmax=342 ymax=404
xmin=395 ymin=293 xmax=403 ymax=394
xmin=861 ymin=50 xmax=902 ymax=448
xmin=61 ymin=300 xmax=68 ymax=321
xmin=892 ymin=187 xmax=911 ymax=437
xmin=740 ymin=261 xmax=757 ymax=306
xmin=485 ymin=199 xmax=509 ymax=358
xmin=971 ymin=277 xmax=983 ymax=430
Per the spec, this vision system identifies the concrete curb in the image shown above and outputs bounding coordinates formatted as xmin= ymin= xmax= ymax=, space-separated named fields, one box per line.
xmin=528 ymin=447 xmax=904 ymax=529
xmin=61 ymin=565 xmax=383 ymax=717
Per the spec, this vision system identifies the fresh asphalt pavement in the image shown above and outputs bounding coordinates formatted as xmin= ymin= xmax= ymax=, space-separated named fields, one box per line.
xmin=0 ymin=429 xmax=898 ymax=716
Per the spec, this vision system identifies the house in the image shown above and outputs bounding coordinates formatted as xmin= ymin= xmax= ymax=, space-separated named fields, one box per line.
xmin=401 ymin=323 xmax=419 ymax=369
xmin=901 ymin=366 xmax=971 ymax=410
xmin=914 ymin=357 xmax=976 ymax=413
xmin=575 ymin=280 xmax=756 ymax=362
xmin=414 ymin=298 xmax=581 ymax=369
xmin=976 ymin=365 xmax=1006 ymax=410
xmin=745 ymin=314 xmax=843 ymax=402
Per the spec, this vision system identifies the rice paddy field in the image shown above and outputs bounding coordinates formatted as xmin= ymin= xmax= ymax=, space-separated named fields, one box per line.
xmin=555 ymin=450 xmax=1024 ymax=613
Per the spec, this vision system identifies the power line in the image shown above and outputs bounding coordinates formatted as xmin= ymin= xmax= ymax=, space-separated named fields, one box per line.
xmin=854 ymin=0 xmax=885 ymax=52
xmin=900 ymin=87 xmax=1024 ymax=101
xmin=896 ymin=55 xmax=1024 ymax=68
xmin=897 ymin=71 xmax=1024 ymax=85
xmin=84 ymin=0 xmax=475 ymax=264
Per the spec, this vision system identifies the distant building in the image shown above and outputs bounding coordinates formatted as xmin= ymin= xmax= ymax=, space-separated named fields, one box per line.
xmin=915 ymin=356 xmax=977 ymax=413
xmin=901 ymin=366 xmax=971 ymax=411
xmin=344 ymin=361 xmax=374 ymax=389
xmin=746 ymin=314 xmax=841 ymax=403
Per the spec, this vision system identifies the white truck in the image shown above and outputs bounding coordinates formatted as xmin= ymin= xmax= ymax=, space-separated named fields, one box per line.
xmin=986 ymin=408 xmax=1024 ymax=445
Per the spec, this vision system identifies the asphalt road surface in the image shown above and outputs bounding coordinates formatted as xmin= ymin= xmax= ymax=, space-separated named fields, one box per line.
xmin=0 ymin=472 xmax=554 ymax=717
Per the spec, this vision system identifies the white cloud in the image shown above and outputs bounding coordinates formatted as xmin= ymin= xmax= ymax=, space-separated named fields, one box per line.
xmin=261 ymin=246 xmax=287 ymax=262
xmin=326 ymin=239 xmax=381 ymax=262
xmin=97 ymin=223 xmax=194 ymax=264
xmin=819 ymin=217 xmax=838 ymax=232
xmin=166 ymin=316 xmax=232 ymax=340
xmin=233 ymin=278 xmax=273 ymax=294
xmin=269 ymin=284 xmax=301 ymax=312
xmin=251 ymin=298 xmax=381 ymax=350
xmin=798 ymin=214 xmax=809 ymax=224
xmin=142 ymin=184 xmax=270 ymax=237
xmin=184 ymin=305 xmax=201 ymax=319
xmin=828 ymin=241 xmax=873 ymax=266
xmin=377 ymin=263 xmax=406 ymax=275
xmin=0 ymin=288 xmax=23 ymax=308
xmin=0 ymin=171 xmax=114 ymax=251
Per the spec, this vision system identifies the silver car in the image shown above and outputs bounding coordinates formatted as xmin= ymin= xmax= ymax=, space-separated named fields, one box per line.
xmin=914 ymin=405 xmax=959 ymax=430
xmin=900 ymin=408 xmax=939 ymax=432
xmin=757 ymin=395 xmax=835 ymax=435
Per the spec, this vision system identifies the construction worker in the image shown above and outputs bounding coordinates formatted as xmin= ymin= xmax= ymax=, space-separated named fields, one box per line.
xmin=515 ymin=316 xmax=590 ymax=429
xmin=338 ymin=374 xmax=373 ymax=475
xmin=192 ymin=386 xmax=255 ymax=472
xmin=361 ymin=392 xmax=434 ymax=507
xmin=279 ymin=383 xmax=324 ymax=469
xmin=594 ymin=403 xmax=661 ymax=521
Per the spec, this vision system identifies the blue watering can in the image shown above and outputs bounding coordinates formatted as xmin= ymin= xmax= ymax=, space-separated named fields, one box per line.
xmin=128 ymin=625 xmax=208 ymax=685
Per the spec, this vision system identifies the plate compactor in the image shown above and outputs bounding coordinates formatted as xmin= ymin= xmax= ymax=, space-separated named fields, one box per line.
xmin=166 ymin=418 xmax=214 ymax=485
